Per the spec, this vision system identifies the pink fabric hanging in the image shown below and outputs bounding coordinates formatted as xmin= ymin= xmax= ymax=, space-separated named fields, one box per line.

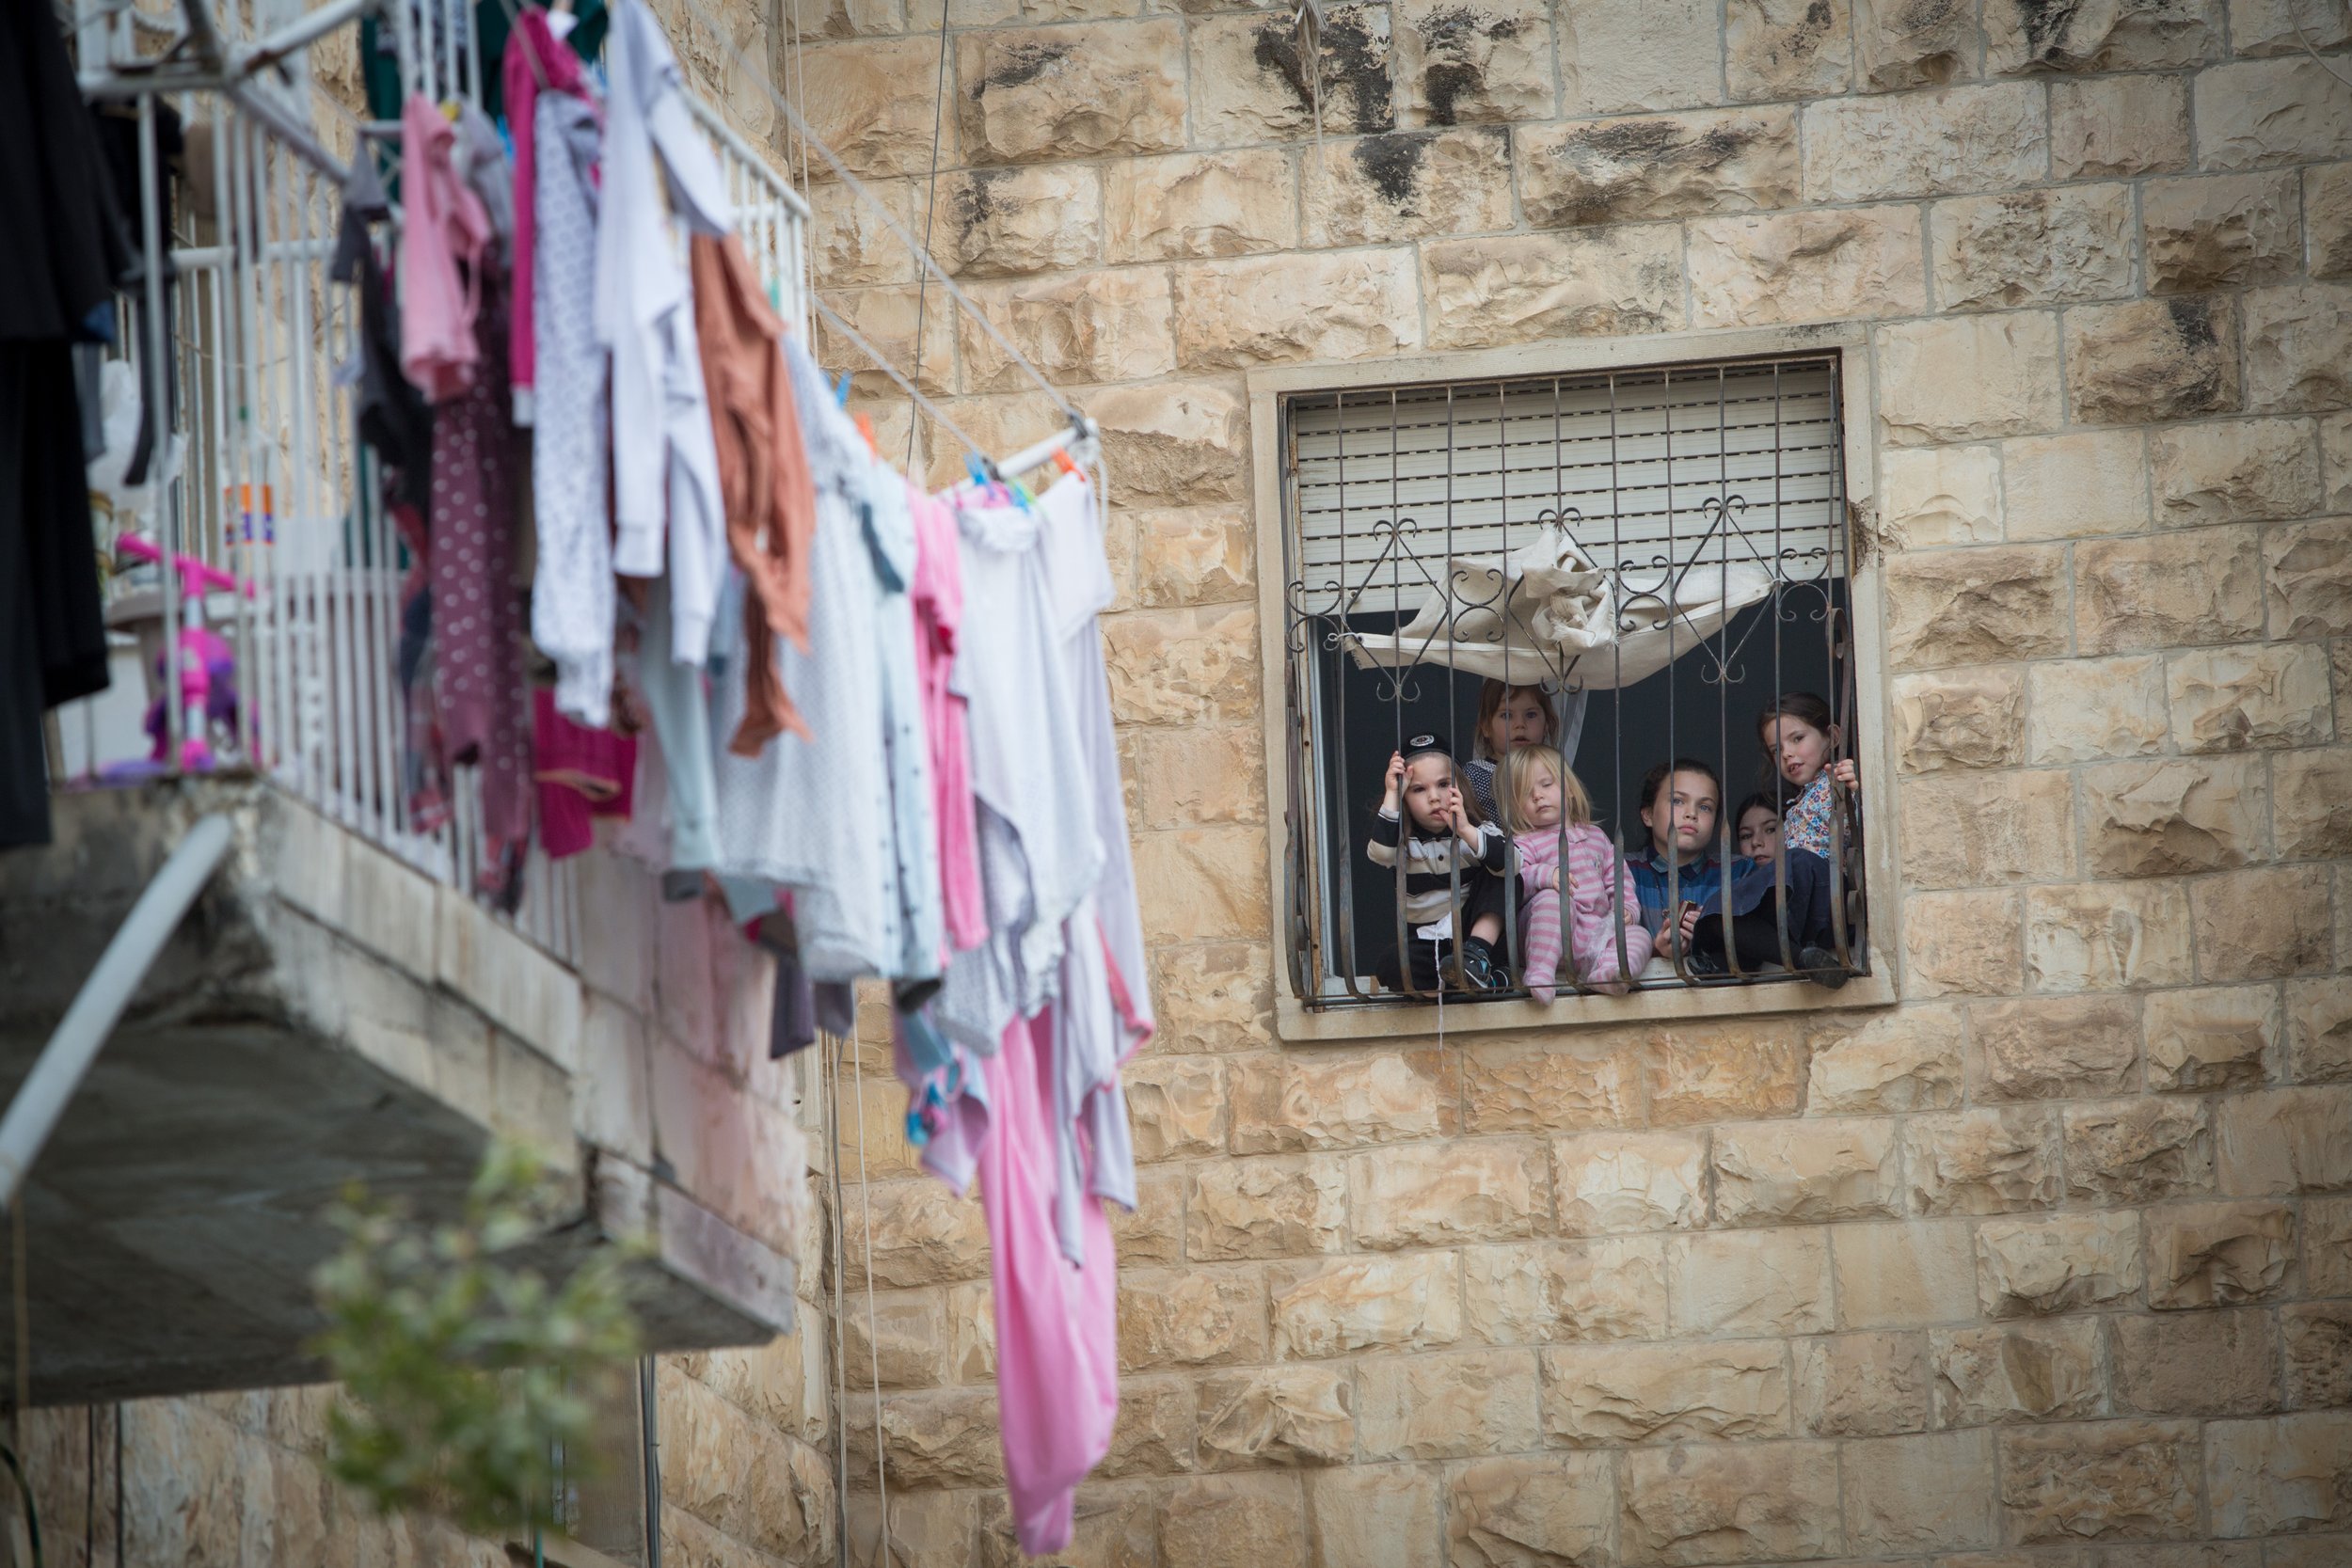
xmin=501 ymin=7 xmax=592 ymax=425
xmin=395 ymin=94 xmax=490 ymax=404
xmin=977 ymin=1009 xmax=1119 ymax=1556
xmin=910 ymin=483 xmax=987 ymax=952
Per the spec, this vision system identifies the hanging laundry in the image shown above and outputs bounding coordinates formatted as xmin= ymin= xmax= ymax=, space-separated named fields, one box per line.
xmin=501 ymin=3 xmax=594 ymax=428
xmin=533 ymin=688 xmax=635 ymax=859
xmin=397 ymin=94 xmax=492 ymax=404
xmin=596 ymin=0 xmax=731 ymax=667
xmin=331 ymin=158 xmax=433 ymax=523
xmin=689 ymin=233 xmax=817 ymax=752
xmin=529 ymin=86 xmax=615 ymax=726
xmin=866 ymin=451 xmax=945 ymax=987
xmin=908 ymin=482 xmax=987 ymax=954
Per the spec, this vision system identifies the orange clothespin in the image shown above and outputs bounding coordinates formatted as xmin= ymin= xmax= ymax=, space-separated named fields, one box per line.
xmin=1052 ymin=448 xmax=1082 ymax=479
xmin=853 ymin=412 xmax=880 ymax=456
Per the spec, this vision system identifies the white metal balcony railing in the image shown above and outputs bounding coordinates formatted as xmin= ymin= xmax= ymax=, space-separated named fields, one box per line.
xmin=51 ymin=0 xmax=813 ymax=968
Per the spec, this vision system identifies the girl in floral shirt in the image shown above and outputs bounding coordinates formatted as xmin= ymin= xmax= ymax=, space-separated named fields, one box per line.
xmin=1756 ymin=692 xmax=1857 ymax=859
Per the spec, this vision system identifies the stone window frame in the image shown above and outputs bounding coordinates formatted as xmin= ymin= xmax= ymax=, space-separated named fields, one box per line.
xmin=1247 ymin=323 xmax=1904 ymax=1044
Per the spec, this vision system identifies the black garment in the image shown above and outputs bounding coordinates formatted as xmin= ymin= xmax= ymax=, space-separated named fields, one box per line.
xmin=1372 ymin=867 xmax=1509 ymax=994
xmin=331 ymin=160 xmax=434 ymax=516
xmin=1682 ymin=848 xmax=1839 ymax=973
xmin=0 ymin=1 xmax=133 ymax=342
xmin=89 ymin=103 xmax=181 ymax=486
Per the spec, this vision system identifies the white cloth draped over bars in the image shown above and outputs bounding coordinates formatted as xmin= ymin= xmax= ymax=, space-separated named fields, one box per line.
xmin=1342 ymin=526 xmax=1775 ymax=690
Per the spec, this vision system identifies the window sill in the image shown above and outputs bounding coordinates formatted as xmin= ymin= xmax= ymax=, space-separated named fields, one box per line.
xmin=1273 ymin=967 xmax=1900 ymax=1045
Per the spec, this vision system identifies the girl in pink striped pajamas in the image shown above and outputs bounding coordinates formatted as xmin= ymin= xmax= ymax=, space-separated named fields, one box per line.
xmin=1499 ymin=746 xmax=1653 ymax=999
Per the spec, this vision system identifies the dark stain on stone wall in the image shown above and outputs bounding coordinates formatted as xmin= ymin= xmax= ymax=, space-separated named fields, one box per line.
xmin=976 ymin=40 xmax=1071 ymax=96
xmin=1253 ymin=8 xmax=1393 ymax=133
xmin=1350 ymin=131 xmax=1429 ymax=204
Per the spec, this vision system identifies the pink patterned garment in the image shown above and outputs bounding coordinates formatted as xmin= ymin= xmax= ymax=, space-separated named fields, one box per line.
xmin=910 ymin=483 xmax=987 ymax=953
xmin=1515 ymin=823 xmax=1654 ymax=1000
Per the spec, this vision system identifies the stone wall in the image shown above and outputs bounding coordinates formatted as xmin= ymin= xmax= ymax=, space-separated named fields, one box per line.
xmin=786 ymin=0 xmax=2352 ymax=1562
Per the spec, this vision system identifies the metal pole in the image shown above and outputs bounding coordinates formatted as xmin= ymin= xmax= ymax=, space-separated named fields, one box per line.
xmin=0 ymin=816 xmax=234 ymax=1212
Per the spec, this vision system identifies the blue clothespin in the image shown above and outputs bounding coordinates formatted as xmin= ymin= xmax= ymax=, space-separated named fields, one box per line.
xmin=963 ymin=453 xmax=991 ymax=489
xmin=904 ymin=1109 xmax=930 ymax=1148
xmin=834 ymin=372 xmax=850 ymax=408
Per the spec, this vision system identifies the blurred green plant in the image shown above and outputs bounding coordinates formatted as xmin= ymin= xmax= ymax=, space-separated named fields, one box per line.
xmin=310 ymin=1141 xmax=642 ymax=1535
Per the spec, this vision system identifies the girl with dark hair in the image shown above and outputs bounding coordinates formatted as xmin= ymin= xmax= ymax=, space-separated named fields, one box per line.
xmin=1463 ymin=679 xmax=1555 ymax=821
xmin=1756 ymin=692 xmax=1857 ymax=860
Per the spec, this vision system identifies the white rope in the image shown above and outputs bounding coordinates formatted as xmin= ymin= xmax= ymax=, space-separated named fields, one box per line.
xmin=667 ymin=0 xmax=1081 ymax=420
xmin=823 ymin=1033 xmax=852 ymax=1568
xmin=809 ymin=293 xmax=986 ymax=461
xmin=849 ymin=1029 xmax=890 ymax=1566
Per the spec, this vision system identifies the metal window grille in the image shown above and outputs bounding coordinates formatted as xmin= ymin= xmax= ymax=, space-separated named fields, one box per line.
xmin=1278 ymin=354 xmax=1869 ymax=1008
xmin=52 ymin=8 xmax=811 ymax=967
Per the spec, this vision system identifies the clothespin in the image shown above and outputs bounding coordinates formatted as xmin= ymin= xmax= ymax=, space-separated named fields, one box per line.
xmin=1052 ymin=448 xmax=1083 ymax=479
xmin=1009 ymin=477 xmax=1034 ymax=511
xmin=833 ymin=372 xmax=851 ymax=409
xmin=852 ymin=411 xmax=880 ymax=456
xmin=963 ymin=453 xmax=991 ymax=490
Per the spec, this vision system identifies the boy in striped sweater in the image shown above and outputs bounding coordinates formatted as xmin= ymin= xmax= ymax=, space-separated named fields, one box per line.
xmin=1366 ymin=734 xmax=1509 ymax=994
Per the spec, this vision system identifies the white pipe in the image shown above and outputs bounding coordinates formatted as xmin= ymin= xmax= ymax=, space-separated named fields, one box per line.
xmin=0 ymin=815 xmax=235 ymax=1212
xmin=994 ymin=416 xmax=1098 ymax=484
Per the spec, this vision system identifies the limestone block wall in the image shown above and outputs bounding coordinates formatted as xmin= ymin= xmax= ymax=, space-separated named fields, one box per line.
xmin=783 ymin=0 xmax=2352 ymax=1562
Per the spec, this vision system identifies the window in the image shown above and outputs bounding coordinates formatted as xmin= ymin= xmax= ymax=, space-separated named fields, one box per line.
xmin=1264 ymin=342 xmax=1890 ymax=1031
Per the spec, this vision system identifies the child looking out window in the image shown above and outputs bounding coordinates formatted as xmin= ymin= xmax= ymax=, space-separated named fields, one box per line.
xmin=1496 ymin=745 xmax=1650 ymax=1000
xmin=1629 ymin=757 xmax=1847 ymax=989
xmin=1464 ymin=681 xmax=1554 ymax=822
xmin=1367 ymin=734 xmax=1509 ymax=994
xmin=1757 ymin=692 xmax=1857 ymax=860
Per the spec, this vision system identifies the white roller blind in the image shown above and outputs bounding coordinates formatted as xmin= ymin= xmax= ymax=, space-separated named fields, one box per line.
xmin=1288 ymin=358 xmax=1846 ymax=619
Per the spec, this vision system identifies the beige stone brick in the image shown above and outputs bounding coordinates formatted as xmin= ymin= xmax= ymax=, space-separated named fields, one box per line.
xmin=1620 ymin=1440 xmax=1842 ymax=1563
xmin=838 ymin=1289 xmax=948 ymax=1391
xmin=1459 ymin=1043 xmax=1638 ymax=1134
xmin=1119 ymin=1266 xmax=1267 ymax=1370
xmin=2111 ymin=1307 xmax=2280 ymax=1417
xmin=1932 ymin=1318 xmax=2103 ymax=1425
xmin=1308 ymin=1464 xmax=1439 ymax=1568
xmin=1301 ymin=128 xmax=1514 ymax=247
xmin=1122 ymin=831 xmax=1275 ymax=949
xmin=1540 ymin=1339 xmax=1789 ymax=1445
xmin=2267 ymin=1535 xmax=2352 ymax=1568
xmin=2312 ymin=161 xmax=2352 ymax=277
xmin=2279 ymin=750 xmax=2352 ymax=862
xmin=2000 ymin=428 xmax=2150 ymax=540
xmin=1987 ymin=0 xmax=2220 ymax=70
xmin=1999 ymin=1420 xmax=2203 ymax=1543
xmin=1892 ymin=665 xmax=2027 ymax=771
xmin=1122 ymin=1054 xmax=1230 ymax=1161
xmin=2218 ymin=1083 xmax=2352 ymax=1193
xmin=1442 ymin=1453 xmax=1613 ymax=1568
xmin=847 ymin=1386 xmax=1006 ymax=1489
xmin=1794 ymin=1330 xmax=1931 ymax=1436
xmin=1104 ymin=150 xmax=1296 ymax=263
xmin=977 ymin=1481 xmax=1155 ymax=1568
xmin=1805 ymin=1006 xmax=1964 ymax=1113
xmin=1900 ymin=769 xmax=2075 ymax=888
xmin=2265 ymin=516 xmax=2352 ymax=637
xmin=1847 ymin=1429 xmax=2000 ymax=1554
xmin=802 ymin=38 xmax=969 ymax=179
xmin=2152 ymin=416 xmax=2323 ymax=526
xmin=1727 ymin=0 xmax=1852 ymax=96
xmin=2195 ymin=866 xmax=2333 ymax=982
xmin=2144 ymin=170 xmax=2301 ymax=292
xmin=1804 ymin=82 xmax=2046 ymax=203
xmin=1933 ymin=186 xmax=2137 ymax=311
xmin=1557 ymin=0 xmax=1719 ymax=115
xmin=1910 ymin=1104 xmax=2060 ymax=1212
xmin=2146 ymin=984 xmax=2280 ymax=1091
xmin=1977 ymin=1211 xmax=2143 ymax=1316
xmin=818 ymin=282 xmax=957 ymax=397
xmin=1461 ymin=1236 xmax=1669 ymax=1343
xmin=2328 ymin=416 xmax=2352 ymax=511
xmin=1971 ymin=993 xmax=2141 ymax=1100
xmin=1152 ymin=941 xmax=1274 ymax=1055
xmin=2282 ymin=1302 xmax=2352 ymax=1410
xmin=1667 ymin=1227 xmax=1833 ymax=1337
xmin=844 ymin=1178 xmax=991 ymax=1289
xmin=847 ymin=1488 xmax=973 ymax=1568
xmin=1644 ymin=1019 xmax=1804 ymax=1124
xmin=1358 ymin=1348 xmax=1540 ymax=1460
xmin=1421 ymin=228 xmax=1685 ymax=351
xmin=2307 ymin=1195 xmax=2352 ymax=1295
xmin=1111 ymin=1169 xmax=1184 ymax=1266
xmin=2197 ymin=56 xmax=2352 ymax=169
xmin=1230 ymin=1051 xmax=1452 ymax=1153
xmin=1159 ymin=1472 xmax=1308 ymax=1568
xmin=1099 ymin=1376 xmax=1200 ymax=1479
xmin=2204 ymin=1411 xmax=2352 ymax=1535
xmin=1392 ymin=0 xmax=1555 ymax=125
xmin=809 ymin=177 xmax=920 ymax=290
xmin=954 ymin=21 xmax=1185 ymax=164
xmin=2246 ymin=283 xmax=2352 ymax=414
xmin=1270 ymin=1251 xmax=1462 ymax=1358
xmin=1090 ymin=379 xmax=1248 ymax=505
xmin=1888 ymin=546 xmax=2070 ymax=675
xmin=1834 ymin=1219 xmax=1978 ymax=1329
xmin=1104 ymin=604 xmax=1258 ymax=724
xmin=935 ymin=165 xmax=1101 ymax=280
xmin=1198 ymin=1365 xmax=1355 ymax=1469
xmin=2082 ymin=755 xmax=2266 ymax=877
xmin=1517 ymin=108 xmax=1799 ymax=229
xmin=2066 ymin=1096 xmax=2214 ymax=1205
xmin=2067 ymin=295 xmax=2243 ymax=426
xmin=2024 ymin=880 xmax=2196 ymax=992
xmin=956 ymin=267 xmax=1173 ymax=392
xmin=1713 ymin=1120 xmax=1901 ymax=1227
xmin=1171 ymin=250 xmax=1418 ymax=371
xmin=1905 ymin=888 xmax=2026 ymax=997
xmin=2289 ymin=976 xmax=2352 ymax=1083
xmin=2233 ymin=0 xmax=2352 ymax=55
xmin=2147 ymin=1198 xmax=2296 ymax=1307
xmin=1348 ymin=1139 xmax=1547 ymax=1250
xmin=1854 ymin=0 xmax=1974 ymax=89
xmin=2027 ymin=654 xmax=2172 ymax=764
xmin=1136 ymin=726 xmax=1265 ymax=832
xmin=2168 ymin=642 xmax=2334 ymax=752
xmin=1551 ymin=1131 xmax=1705 ymax=1234
xmin=2053 ymin=71 xmax=2192 ymax=177
xmin=1187 ymin=1155 xmax=1345 ymax=1261
xmin=1689 ymin=207 xmax=1927 ymax=328
xmin=1877 ymin=313 xmax=2064 ymax=446
xmin=1882 ymin=444 xmax=2004 ymax=549
xmin=1188 ymin=8 xmax=1392 ymax=148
